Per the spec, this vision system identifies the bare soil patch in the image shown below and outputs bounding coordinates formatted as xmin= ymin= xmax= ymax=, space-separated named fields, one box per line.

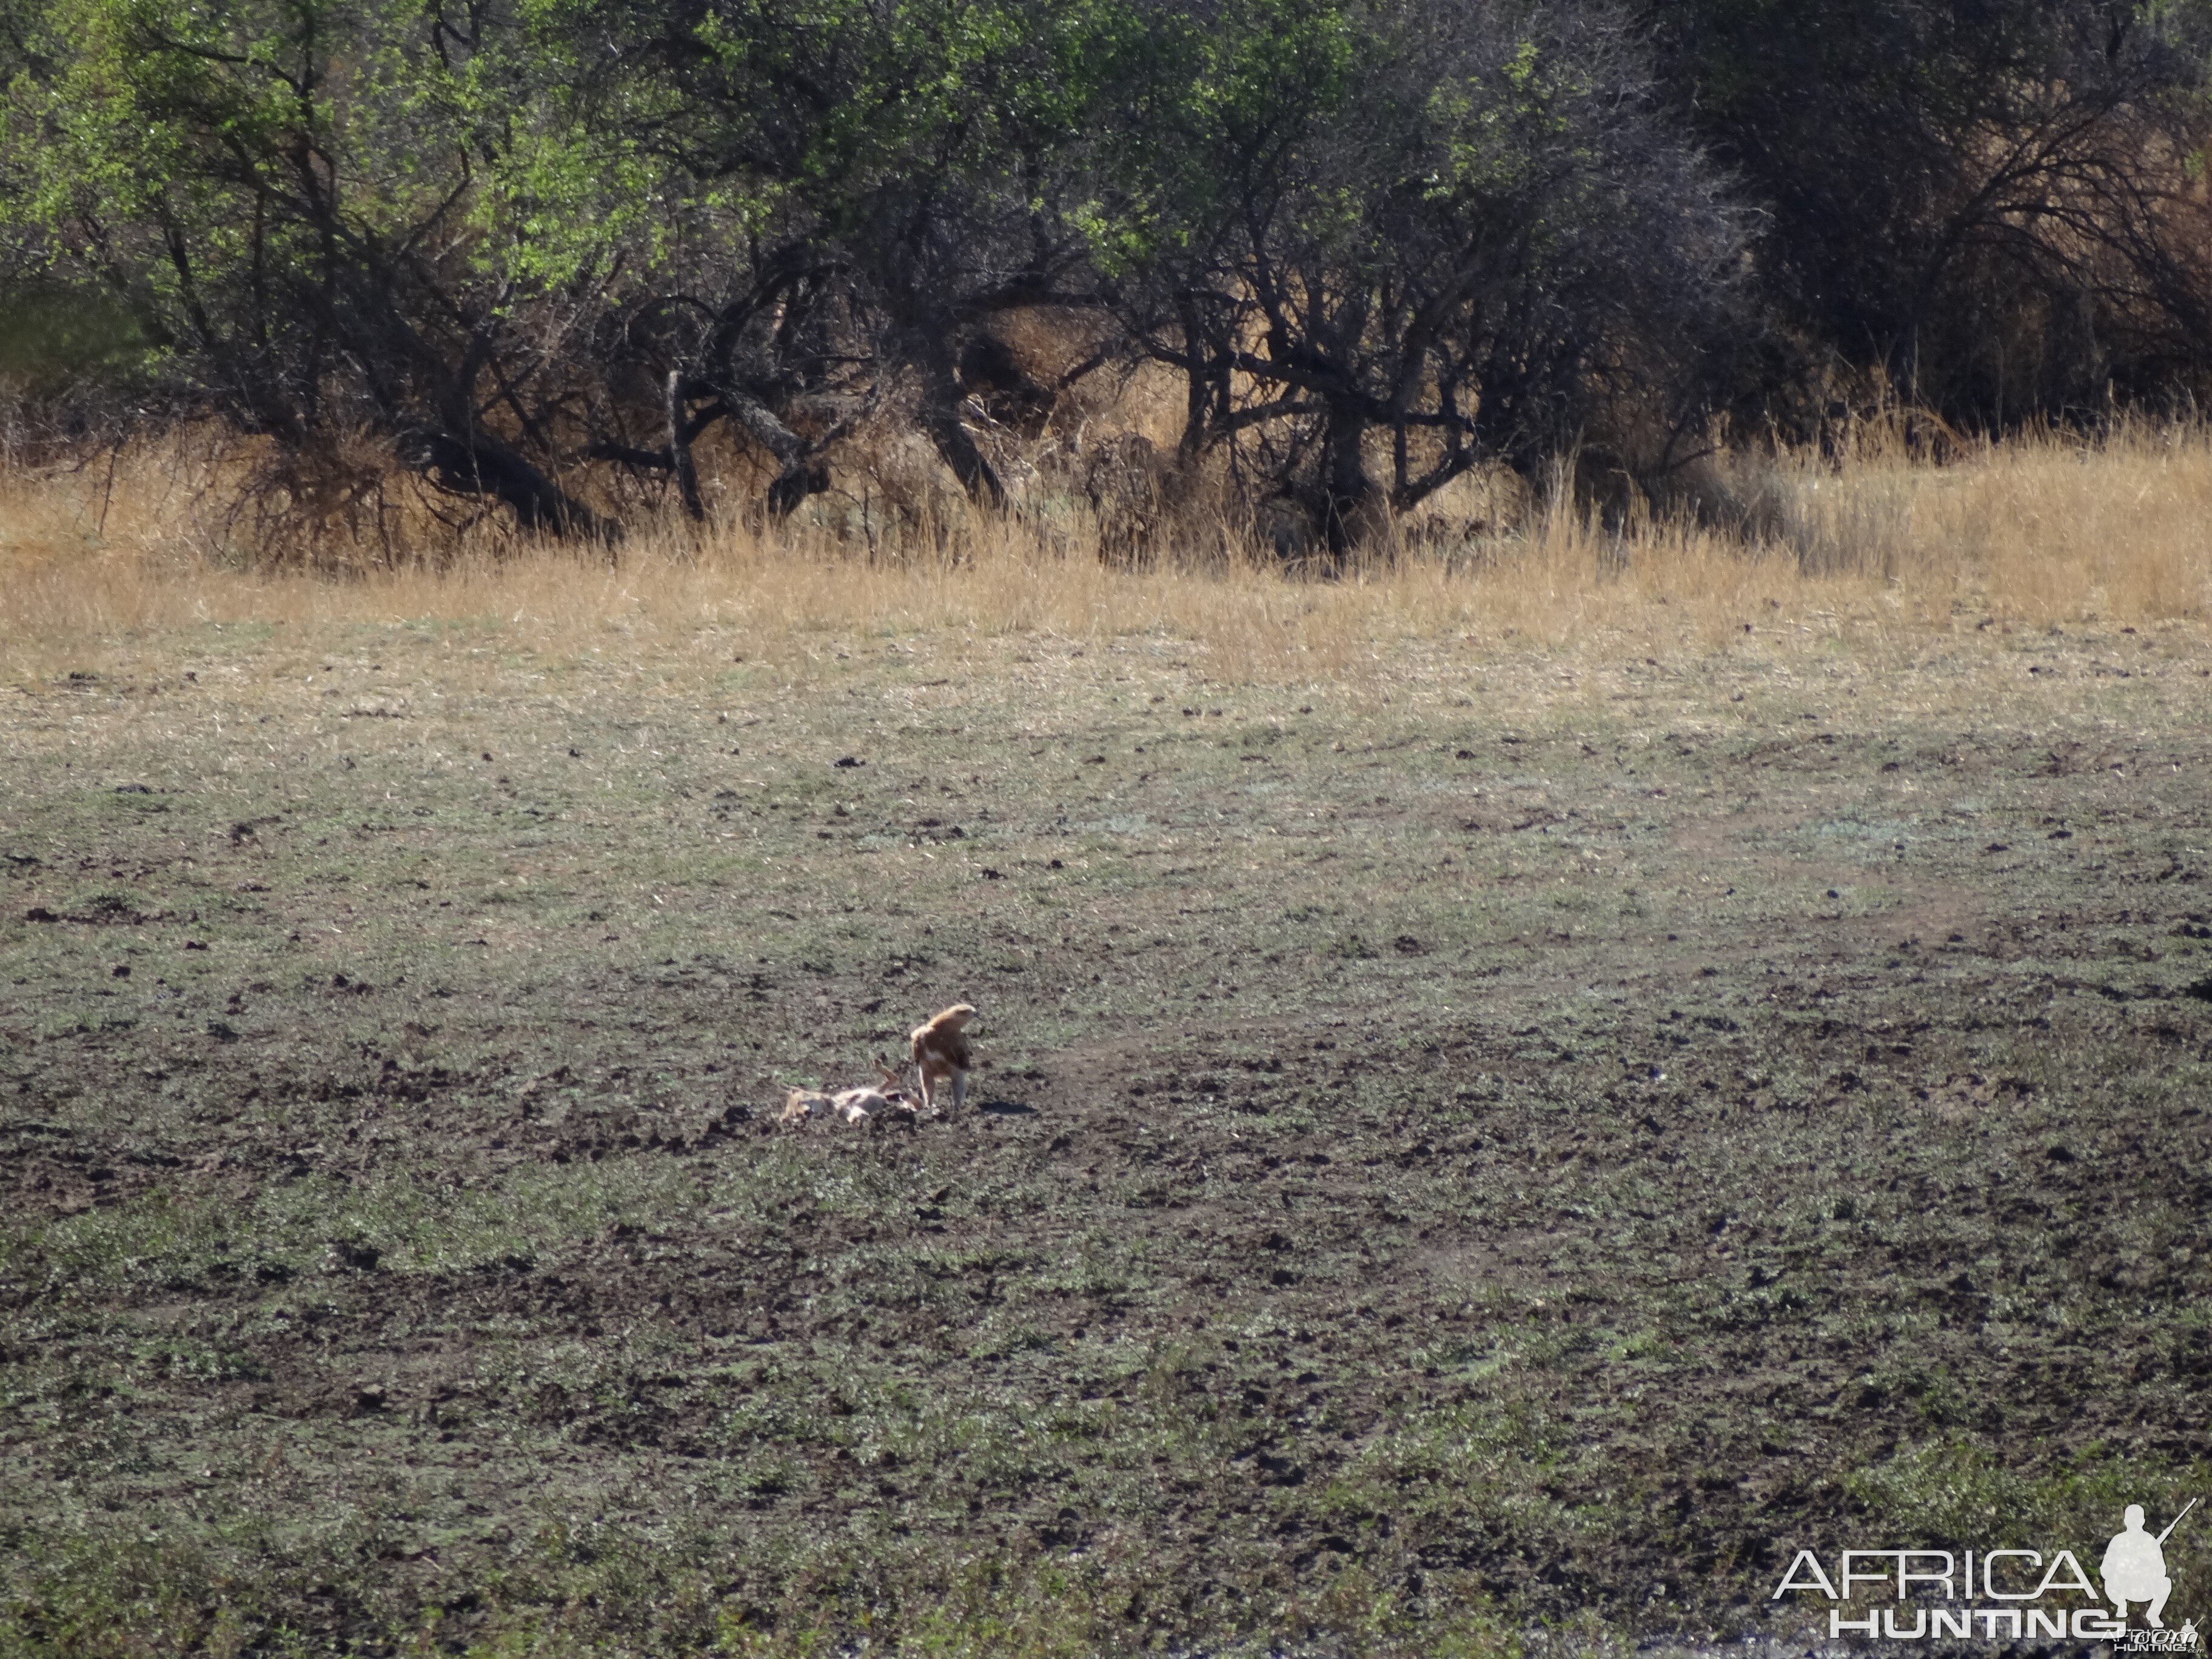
xmin=2 ymin=621 xmax=2210 ymax=1654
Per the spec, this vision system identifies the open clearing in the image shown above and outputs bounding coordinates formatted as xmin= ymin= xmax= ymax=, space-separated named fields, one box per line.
xmin=3 ymin=604 xmax=2211 ymax=1655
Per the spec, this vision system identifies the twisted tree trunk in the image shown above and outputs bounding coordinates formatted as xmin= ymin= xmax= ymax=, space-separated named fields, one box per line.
xmin=400 ymin=427 xmax=618 ymax=544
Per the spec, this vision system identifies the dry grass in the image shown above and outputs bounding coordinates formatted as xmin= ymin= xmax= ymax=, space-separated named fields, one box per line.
xmin=6 ymin=420 xmax=2212 ymax=688
xmin=7 ymin=415 xmax=2212 ymax=1659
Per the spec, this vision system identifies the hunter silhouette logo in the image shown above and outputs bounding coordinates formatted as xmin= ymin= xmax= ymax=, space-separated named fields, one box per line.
xmin=1771 ymin=1497 xmax=2199 ymax=1644
xmin=2104 ymin=1501 xmax=2196 ymax=1631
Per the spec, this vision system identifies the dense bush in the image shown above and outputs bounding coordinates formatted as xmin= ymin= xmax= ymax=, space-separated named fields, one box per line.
xmin=1646 ymin=0 xmax=2212 ymax=428
xmin=1114 ymin=0 xmax=1746 ymax=551
xmin=5 ymin=0 xmax=2212 ymax=546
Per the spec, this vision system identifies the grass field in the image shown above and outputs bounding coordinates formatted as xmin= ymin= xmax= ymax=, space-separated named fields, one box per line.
xmin=4 ymin=437 xmax=2212 ymax=1655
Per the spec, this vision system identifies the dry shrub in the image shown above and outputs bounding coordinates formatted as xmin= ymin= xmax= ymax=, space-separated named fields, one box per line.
xmin=0 ymin=424 xmax=606 ymax=576
xmin=6 ymin=419 xmax=2212 ymax=689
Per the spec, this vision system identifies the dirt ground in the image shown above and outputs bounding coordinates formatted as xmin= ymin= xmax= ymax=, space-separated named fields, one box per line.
xmin=3 ymin=615 xmax=2210 ymax=1655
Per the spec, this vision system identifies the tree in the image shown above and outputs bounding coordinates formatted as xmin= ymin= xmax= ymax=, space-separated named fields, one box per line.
xmin=1645 ymin=0 xmax=2212 ymax=426
xmin=1 ymin=0 xmax=645 ymax=538
xmin=590 ymin=0 xmax=1146 ymax=509
xmin=1115 ymin=0 xmax=1748 ymax=554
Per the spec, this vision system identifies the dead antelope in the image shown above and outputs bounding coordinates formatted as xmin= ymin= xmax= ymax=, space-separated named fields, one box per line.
xmin=837 ymin=1062 xmax=929 ymax=1126
xmin=785 ymin=1063 xmax=925 ymax=1128
xmin=779 ymin=1088 xmax=834 ymax=1126
xmin=910 ymin=1004 xmax=977 ymax=1114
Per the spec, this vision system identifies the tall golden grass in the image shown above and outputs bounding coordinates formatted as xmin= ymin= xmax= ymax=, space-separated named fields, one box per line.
xmin=5 ymin=420 xmax=2212 ymax=685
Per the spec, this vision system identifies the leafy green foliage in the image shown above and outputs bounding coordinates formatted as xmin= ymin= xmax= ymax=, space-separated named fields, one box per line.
xmin=1 ymin=0 xmax=643 ymax=529
xmin=8 ymin=0 xmax=2212 ymax=539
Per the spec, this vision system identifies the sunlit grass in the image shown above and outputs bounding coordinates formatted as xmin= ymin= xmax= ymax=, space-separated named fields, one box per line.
xmin=7 ymin=421 xmax=2212 ymax=691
